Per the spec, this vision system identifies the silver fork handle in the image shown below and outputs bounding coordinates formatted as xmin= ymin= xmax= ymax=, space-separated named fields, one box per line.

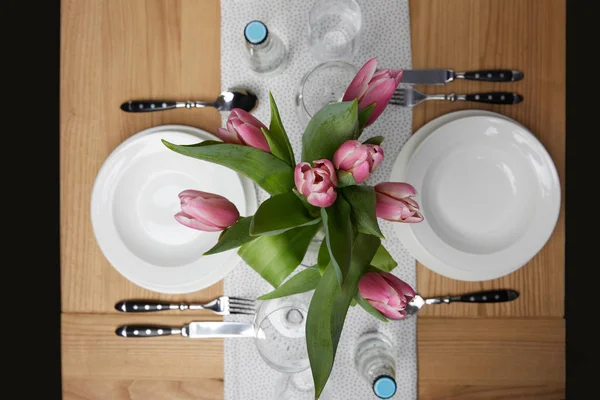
xmin=423 ymin=93 xmax=456 ymax=101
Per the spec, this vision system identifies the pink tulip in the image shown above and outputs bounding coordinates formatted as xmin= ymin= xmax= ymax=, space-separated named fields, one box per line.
xmin=358 ymin=271 xmax=415 ymax=319
xmin=174 ymin=189 xmax=240 ymax=232
xmin=333 ymin=140 xmax=384 ymax=183
xmin=342 ymin=57 xmax=403 ymax=127
xmin=217 ymin=108 xmax=270 ymax=152
xmin=374 ymin=182 xmax=423 ymax=223
xmin=294 ymin=159 xmax=338 ymax=208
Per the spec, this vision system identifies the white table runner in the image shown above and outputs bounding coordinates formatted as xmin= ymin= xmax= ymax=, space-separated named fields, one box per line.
xmin=221 ymin=1 xmax=417 ymax=398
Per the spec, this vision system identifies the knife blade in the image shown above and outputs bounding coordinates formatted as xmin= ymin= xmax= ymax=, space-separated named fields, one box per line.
xmin=400 ymin=69 xmax=524 ymax=85
xmin=116 ymin=322 xmax=259 ymax=338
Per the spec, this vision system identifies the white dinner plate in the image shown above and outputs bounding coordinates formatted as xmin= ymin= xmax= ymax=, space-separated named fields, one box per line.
xmin=390 ymin=111 xmax=560 ymax=281
xmin=91 ymin=125 xmax=257 ymax=293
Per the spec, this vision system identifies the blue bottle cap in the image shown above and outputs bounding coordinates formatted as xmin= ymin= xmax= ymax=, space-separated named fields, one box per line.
xmin=373 ymin=375 xmax=397 ymax=399
xmin=244 ymin=20 xmax=268 ymax=45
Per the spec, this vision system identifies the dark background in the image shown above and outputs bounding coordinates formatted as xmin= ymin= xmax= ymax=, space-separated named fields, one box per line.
xmin=4 ymin=0 xmax=594 ymax=397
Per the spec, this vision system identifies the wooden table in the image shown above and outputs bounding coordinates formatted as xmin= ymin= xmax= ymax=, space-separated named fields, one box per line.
xmin=61 ymin=0 xmax=565 ymax=398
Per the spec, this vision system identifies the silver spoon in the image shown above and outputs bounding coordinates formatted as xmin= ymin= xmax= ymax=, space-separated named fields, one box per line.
xmin=405 ymin=289 xmax=519 ymax=316
xmin=120 ymin=88 xmax=259 ymax=113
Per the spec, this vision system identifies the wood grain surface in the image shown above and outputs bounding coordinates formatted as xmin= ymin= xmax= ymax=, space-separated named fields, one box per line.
xmin=62 ymin=314 xmax=564 ymax=400
xmin=60 ymin=0 xmax=223 ymax=314
xmin=410 ymin=0 xmax=565 ymax=318
xmin=60 ymin=0 xmax=565 ymax=398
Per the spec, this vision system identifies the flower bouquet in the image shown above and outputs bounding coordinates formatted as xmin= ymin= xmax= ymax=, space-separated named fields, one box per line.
xmin=162 ymin=58 xmax=423 ymax=398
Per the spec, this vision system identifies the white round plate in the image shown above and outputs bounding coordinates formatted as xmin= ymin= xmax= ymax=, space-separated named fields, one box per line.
xmin=390 ymin=111 xmax=560 ymax=281
xmin=91 ymin=125 xmax=257 ymax=293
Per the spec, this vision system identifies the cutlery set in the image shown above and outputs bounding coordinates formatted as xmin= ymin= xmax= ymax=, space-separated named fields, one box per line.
xmin=120 ymin=69 xmax=523 ymax=113
xmin=115 ymin=290 xmax=519 ymax=338
xmin=394 ymin=68 xmax=524 ymax=107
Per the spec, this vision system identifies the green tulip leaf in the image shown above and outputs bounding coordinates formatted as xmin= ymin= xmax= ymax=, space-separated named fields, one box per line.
xmin=355 ymin=294 xmax=389 ymax=322
xmin=357 ymin=103 xmax=375 ymax=133
xmin=317 ymin=238 xmax=330 ymax=274
xmin=306 ymin=233 xmax=381 ymax=399
xmin=321 ymin=196 xmax=353 ymax=285
xmin=268 ymin=92 xmax=295 ymax=166
xmin=363 ymin=136 xmax=384 ymax=146
xmin=336 ymin=170 xmax=357 ymax=188
xmin=342 ymin=185 xmax=384 ymax=239
xmin=250 ymin=192 xmax=321 ymax=236
xmin=292 ymin=188 xmax=320 ymax=218
xmin=261 ymin=128 xmax=291 ymax=167
xmin=301 ymin=100 xmax=359 ymax=162
xmin=371 ymin=244 xmax=398 ymax=272
xmin=257 ymin=268 xmax=321 ymax=300
xmin=238 ymin=223 xmax=321 ymax=287
xmin=162 ymin=140 xmax=294 ymax=195
xmin=204 ymin=216 xmax=255 ymax=255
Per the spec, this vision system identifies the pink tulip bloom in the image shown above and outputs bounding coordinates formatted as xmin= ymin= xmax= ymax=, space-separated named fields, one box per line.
xmin=366 ymin=144 xmax=384 ymax=171
xmin=333 ymin=140 xmax=384 ymax=183
xmin=174 ymin=189 xmax=240 ymax=232
xmin=217 ymin=108 xmax=271 ymax=152
xmin=358 ymin=271 xmax=416 ymax=319
xmin=374 ymin=182 xmax=423 ymax=223
xmin=342 ymin=57 xmax=403 ymax=127
xmin=294 ymin=159 xmax=338 ymax=208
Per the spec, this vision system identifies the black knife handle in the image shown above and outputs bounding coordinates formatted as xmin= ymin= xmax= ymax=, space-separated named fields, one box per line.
xmin=115 ymin=325 xmax=178 ymax=337
xmin=461 ymin=69 xmax=524 ymax=82
xmin=120 ymin=100 xmax=178 ymax=112
xmin=115 ymin=300 xmax=176 ymax=312
xmin=458 ymin=290 xmax=519 ymax=303
xmin=464 ymin=92 xmax=523 ymax=104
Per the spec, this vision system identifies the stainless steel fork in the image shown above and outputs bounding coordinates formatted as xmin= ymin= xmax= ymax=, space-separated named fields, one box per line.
xmin=115 ymin=296 xmax=256 ymax=316
xmin=389 ymin=88 xmax=523 ymax=108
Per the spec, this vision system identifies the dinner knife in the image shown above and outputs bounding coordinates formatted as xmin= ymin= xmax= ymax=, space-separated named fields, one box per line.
xmin=115 ymin=321 xmax=259 ymax=338
xmin=400 ymin=69 xmax=524 ymax=85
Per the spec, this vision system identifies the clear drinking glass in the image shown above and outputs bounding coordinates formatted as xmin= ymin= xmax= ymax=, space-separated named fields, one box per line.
xmin=295 ymin=61 xmax=358 ymax=127
xmin=307 ymin=0 xmax=363 ymax=62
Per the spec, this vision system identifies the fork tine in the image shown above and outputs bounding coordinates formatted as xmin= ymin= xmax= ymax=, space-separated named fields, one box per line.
xmin=228 ymin=296 xmax=256 ymax=305
xmin=229 ymin=305 xmax=256 ymax=312
xmin=229 ymin=309 xmax=255 ymax=316
xmin=229 ymin=306 xmax=256 ymax=314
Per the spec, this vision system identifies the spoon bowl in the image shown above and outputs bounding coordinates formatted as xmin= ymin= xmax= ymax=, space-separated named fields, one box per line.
xmin=215 ymin=88 xmax=259 ymax=112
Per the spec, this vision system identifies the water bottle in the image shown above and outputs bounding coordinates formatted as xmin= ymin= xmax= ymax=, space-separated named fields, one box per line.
xmin=243 ymin=20 xmax=287 ymax=74
xmin=354 ymin=331 xmax=397 ymax=399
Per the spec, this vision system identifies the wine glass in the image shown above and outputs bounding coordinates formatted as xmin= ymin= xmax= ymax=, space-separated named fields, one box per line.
xmin=294 ymin=61 xmax=358 ymax=128
xmin=254 ymin=293 xmax=332 ymax=399
xmin=254 ymin=296 xmax=311 ymax=373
